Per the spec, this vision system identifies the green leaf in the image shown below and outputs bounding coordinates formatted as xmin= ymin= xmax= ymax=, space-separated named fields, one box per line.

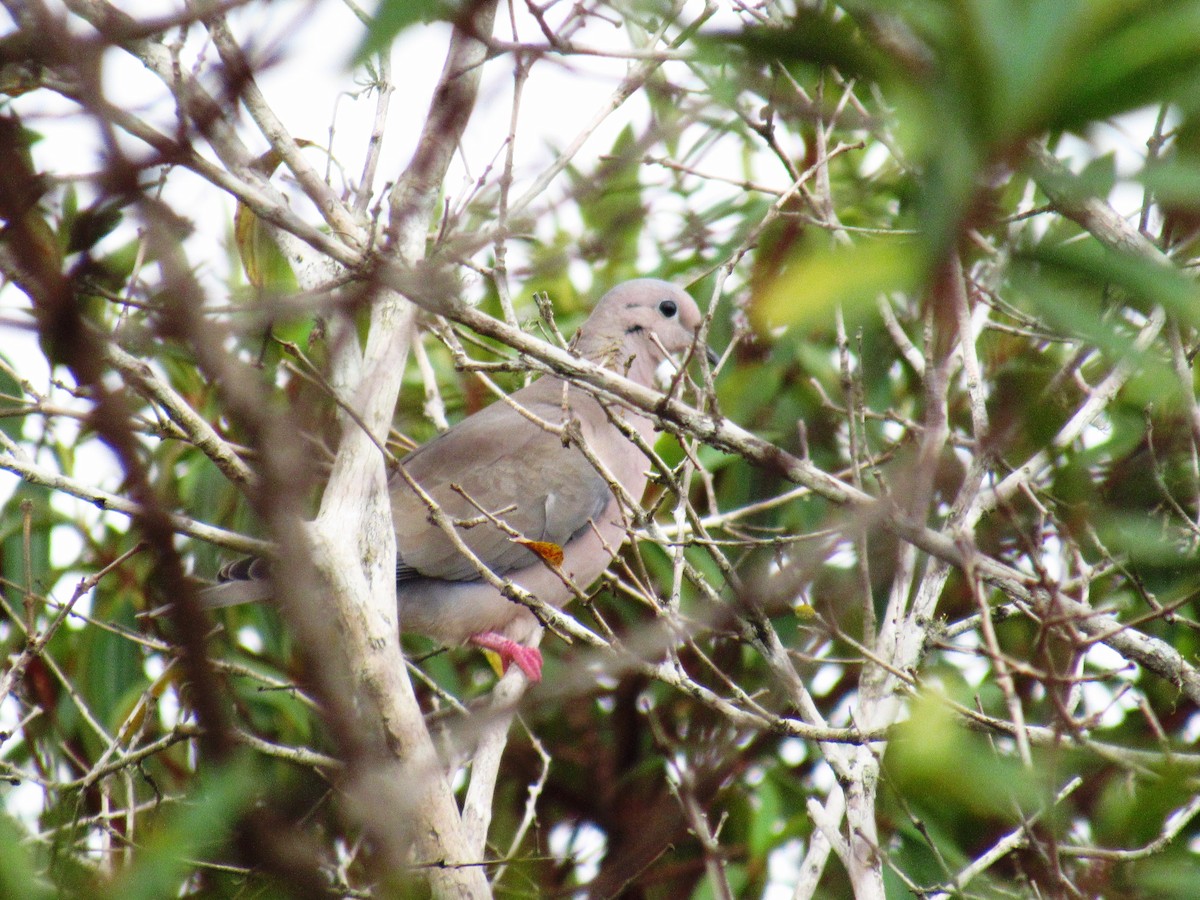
xmin=1022 ymin=238 xmax=1200 ymax=325
xmin=65 ymin=197 xmax=125 ymax=254
xmin=573 ymin=126 xmax=644 ymax=282
xmin=1062 ymin=1 xmax=1200 ymax=125
xmin=78 ymin=596 xmax=144 ymax=741
xmin=354 ymin=0 xmax=457 ymax=63
xmin=1140 ymin=156 xmax=1200 ymax=252
xmin=233 ymin=203 xmax=298 ymax=294
xmin=705 ymin=8 xmax=888 ymax=83
xmin=751 ymin=237 xmax=925 ymax=332
xmin=0 ymin=351 xmax=24 ymax=441
xmin=888 ymin=692 xmax=1046 ymax=818
xmin=1093 ymin=512 xmax=1200 ymax=566
xmin=1130 ymin=851 xmax=1200 ymax=898
xmin=950 ymin=0 xmax=1087 ymax=140
xmin=747 ymin=774 xmax=782 ymax=858
xmin=0 ymin=814 xmax=54 ymax=900
xmin=112 ymin=760 xmax=259 ymax=900
xmin=0 ymin=484 xmax=56 ymax=603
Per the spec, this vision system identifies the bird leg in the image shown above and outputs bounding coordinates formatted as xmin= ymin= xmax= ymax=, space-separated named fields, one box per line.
xmin=469 ymin=632 xmax=543 ymax=682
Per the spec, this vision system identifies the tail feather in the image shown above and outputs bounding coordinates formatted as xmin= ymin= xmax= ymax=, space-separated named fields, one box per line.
xmin=216 ymin=556 xmax=271 ymax=583
xmin=198 ymin=575 xmax=274 ymax=608
xmin=189 ymin=556 xmax=274 ymax=608
xmin=140 ymin=560 xmax=272 ymax=619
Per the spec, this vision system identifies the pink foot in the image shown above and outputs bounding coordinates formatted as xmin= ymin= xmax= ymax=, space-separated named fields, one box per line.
xmin=469 ymin=632 xmax=543 ymax=682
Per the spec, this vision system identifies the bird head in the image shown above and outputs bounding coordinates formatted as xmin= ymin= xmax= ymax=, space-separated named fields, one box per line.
xmin=575 ymin=279 xmax=713 ymax=376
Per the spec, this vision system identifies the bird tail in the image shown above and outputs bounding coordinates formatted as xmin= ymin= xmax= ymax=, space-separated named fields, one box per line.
xmin=140 ymin=556 xmax=273 ymax=619
xmin=198 ymin=575 xmax=274 ymax=608
xmin=201 ymin=556 xmax=274 ymax=606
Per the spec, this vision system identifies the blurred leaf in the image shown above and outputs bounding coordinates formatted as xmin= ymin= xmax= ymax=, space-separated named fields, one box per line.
xmin=1093 ymin=512 xmax=1200 ymax=566
xmin=0 ymin=814 xmax=53 ymax=900
xmin=1130 ymin=851 xmax=1200 ymax=898
xmin=233 ymin=149 xmax=299 ymax=295
xmin=116 ymin=662 xmax=176 ymax=745
xmin=90 ymin=238 xmax=141 ymax=289
xmin=1025 ymin=239 xmax=1199 ymax=322
xmin=888 ymin=692 xmax=1044 ymax=819
xmin=1006 ymin=247 xmax=1185 ymax=407
xmin=884 ymin=0 xmax=1200 ymax=141
xmin=706 ymin=8 xmax=887 ymax=82
xmin=1093 ymin=762 xmax=1195 ymax=846
xmin=78 ymin=596 xmax=144 ymax=741
xmin=0 ymin=484 xmax=56 ymax=602
xmin=574 ymin=126 xmax=644 ymax=282
xmin=946 ymin=0 xmax=1087 ymax=140
xmin=747 ymin=774 xmax=782 ymax=858
xmin=0 ymin=352 xmax=26 ymax=441
xmin=111 ymin=760 xmax=258 ymax=900
xmin=751 ymin=237 xmax=925 ymax=332
xmin=233 ymin=206 xmax=296 ymax=295
xmin=1142 ymin=156 xmax=1200 ymax=252
xmin=355 ymin=0 xmax=458 ymax=63
xmin=65 ymin=196 xmax=125 ymax=255
xmin=1060 ymin=1 xmax=1200 ymax=125
xmin=1075 ymin=151 xmax=1119 ymax=200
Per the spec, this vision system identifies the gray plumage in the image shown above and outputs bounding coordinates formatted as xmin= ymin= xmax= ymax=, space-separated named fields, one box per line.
xmin=202 ymin=279 xmax=709 ymax=680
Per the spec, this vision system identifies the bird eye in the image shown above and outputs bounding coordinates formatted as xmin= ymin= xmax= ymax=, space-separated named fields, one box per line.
xmin=658 ymin=299 xmax=678 ymax=318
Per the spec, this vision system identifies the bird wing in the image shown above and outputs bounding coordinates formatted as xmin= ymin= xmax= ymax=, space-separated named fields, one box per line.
xmin=390 ymin=391 xmax=612 ymax=582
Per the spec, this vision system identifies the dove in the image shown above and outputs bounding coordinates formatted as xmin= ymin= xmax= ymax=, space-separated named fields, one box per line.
xmin=203 ymin=279 xmax=713 ymax=681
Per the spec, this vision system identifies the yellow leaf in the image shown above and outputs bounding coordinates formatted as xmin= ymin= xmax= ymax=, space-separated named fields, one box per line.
xmin=233 ymin=142 xmax=317 ymax=292
xmin=481 ymin=648 xmax=507 ymax=679
xmin=117 ymin=663 xmax=178 ymax=745
xmin=516 ymin=539 xmax=564 ymax=567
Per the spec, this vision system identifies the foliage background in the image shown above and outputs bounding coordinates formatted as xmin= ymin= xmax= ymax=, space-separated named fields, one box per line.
xmin=3 ymin=0 xmax=1200 ymax=897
